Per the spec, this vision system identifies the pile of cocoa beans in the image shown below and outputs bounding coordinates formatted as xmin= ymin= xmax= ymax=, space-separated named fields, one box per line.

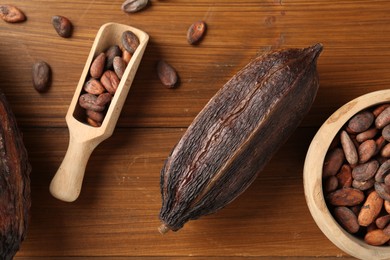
xmin=323 ymin=103 xmax=390 ymax=246
xmin=78 ymin=30 xmax=139 ymax=127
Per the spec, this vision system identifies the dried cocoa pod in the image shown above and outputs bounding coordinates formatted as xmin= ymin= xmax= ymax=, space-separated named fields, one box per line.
xmin=333 ymin=206 xmax=360 ymax=234
xmin=158 ymin=44 xmax=323 ymax=232
xmin=0 ymin=92 xmax=31 ymax=259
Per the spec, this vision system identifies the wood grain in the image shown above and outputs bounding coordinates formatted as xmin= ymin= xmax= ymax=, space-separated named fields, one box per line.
xmin=1 ymin=0 xmax=390 ymax=259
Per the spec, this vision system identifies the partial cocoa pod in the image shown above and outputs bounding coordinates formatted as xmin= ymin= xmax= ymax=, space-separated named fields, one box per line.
xmin=336 ymin=164 xmax=352 ymax=188
xmin=100 ymin=70 xmax=120 ymax=95
xmin=326 ymin=188 xmax=365 ymax=206
xmin=52 ymin=15 xmax=73 ymax=38
xmin=365 ymin=229 xmax=390 ymax=246
xmin=121 ymin=0 xmax=149 ymax=13
xmin=83 ymin=79 xmax=105 ymax=95
xmin=376 ymin=106 xmax=390 ymax=129
xmin=78 ymin=93 xmax=105 ymax=112
xmin=0 ymin=5 xmax=26 ymax=23
xmin=333 ymin=207 xmax=360 ymax=234
xmin=157 ymin=60 xmax=178 ymax=88
xmin=0 ymin=92 xmax=31 ymax=259
xmin=90 ymin=52 xmax=106 ymax=78
xmin=340 ymin=131 xmax=358 ymax=165
xmin=32 ymin=61 xmax=51 ymax=93
xmin=348 ymin=110 xmax=374 ymax=133
xmin=159 ymin=44 xmax=323 ymax=232
xmin=187 ymin=21 xmax=207 ymax=45
xmin=358 ymin=139 xmax=376 ymax=163
xmin=122 ymin=30 xmax=140 ymax=54
xmin=358 ymin=191 xmax=383 ymax=226
xmin=351 ymin=160 xmax=379 ymax=182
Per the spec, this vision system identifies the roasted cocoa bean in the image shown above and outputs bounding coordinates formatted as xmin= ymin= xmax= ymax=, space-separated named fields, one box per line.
xmin=340 ymin=131 xmax=358 ymax=165
xmin=323 ymin=148 xmax=345 ymax=178
xmin=348 ymin=110 xmax=374 ymax=133
xmin=351 ymin=160 xmax=379 ymax=182
xmin=356 ymin=128 xmax=378 ymax=143
xmin=78 ymin=93 xmax=105 ymax=112
xmin=352 ymin=178 xmax=375 ymax=191
xmin=327 ymin=188 xmax=365 ymax=206
xmin=157 ymin=60 xmax=178 ymax=88
xmin=187 ymin=21 xmax=207 ymax=45
xmin=333 ymin=206 xmax=360 ymax=234
xmin=52 ymin=15 xmax=73 ymax=38
xmin=90 ymin=52 xmax=106 ymax=79
xmin=336 ymin=164 xmax=353 ymax=188
xmin=96 ymin=92 xmax=112 ymax=107
xmin=376 ymin=106 xmax=390 ymax=129
xmin=121 ymin=0 xmax=149 ymax=13
xmin=358 ymin=191 xmax=383 ymax=226
xmin=122 ymin=30 xmax=140 ymax=54
xmin=32 ymin=61 xmax=51 ymax=93
xmin=113 ymin=56 xmax=127 ymax=79
xmin=0 ymin=5 xmax=26 ymax=23
xmin=83 ymin=79 xmax=105 ymax=95
xmin=365 ymin=229 xmax=390 ymax=246
xmin=105 ymin=45 xmax=122 ymax=70
xmin=358 ymin=139 xmax=376 ymax=163
xmin=100 ymin=70 xmax=120 ymax=95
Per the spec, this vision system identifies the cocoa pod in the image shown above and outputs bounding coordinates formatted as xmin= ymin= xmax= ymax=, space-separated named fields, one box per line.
xmin=0 ymin=92 xmax=31 ymax=259
xmin=51 ymin=15 xmax=73 ymax=38
xmin=347 ymin=110 xmax=374 ymax=133
xmin=158 ymin=44 xmax=323 ymax=232
xmin=356 ymin=128 xmax=378 ymax=143
xmin=90 ymin=52 xmax=106 ymax=79
xmin=326 ymin=188 xmax=365 ymax=206
xmin=0 ymin=5 xmax=26 ymax=23
xmin=333 ymin=206 xmax=360 ymax=234
xmin=358 ymin=191 xmax=383 ymax=226
xmin=365 ymin=229 xmax=390 ymax=246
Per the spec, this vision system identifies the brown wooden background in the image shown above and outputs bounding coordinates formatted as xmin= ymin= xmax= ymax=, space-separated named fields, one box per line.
xmin=1 ymin=0 xmax=389 ymax=259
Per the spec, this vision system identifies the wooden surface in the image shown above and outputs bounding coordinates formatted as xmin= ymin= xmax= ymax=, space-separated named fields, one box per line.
xmin=1 ymin=0 xmax=390 ymax=259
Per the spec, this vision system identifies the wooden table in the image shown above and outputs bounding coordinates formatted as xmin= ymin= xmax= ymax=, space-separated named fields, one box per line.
xmin=1 ymin=0 xmax=389 ymax=259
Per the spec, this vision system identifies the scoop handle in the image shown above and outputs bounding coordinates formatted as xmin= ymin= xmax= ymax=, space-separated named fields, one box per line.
xmin=49 ymin=135 xmax=97 ymax=202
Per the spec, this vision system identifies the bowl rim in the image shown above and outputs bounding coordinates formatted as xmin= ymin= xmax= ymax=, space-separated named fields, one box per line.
xmin=303 ymin=89 xmax=390 ymax=260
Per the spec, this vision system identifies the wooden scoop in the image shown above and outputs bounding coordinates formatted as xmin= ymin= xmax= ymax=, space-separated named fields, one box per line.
xmin=49 ymin=23 xmax=149 ymax=202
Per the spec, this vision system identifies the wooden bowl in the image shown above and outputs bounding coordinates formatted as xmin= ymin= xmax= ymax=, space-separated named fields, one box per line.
xmin=303 ymin=89 xmax=390 ymax=260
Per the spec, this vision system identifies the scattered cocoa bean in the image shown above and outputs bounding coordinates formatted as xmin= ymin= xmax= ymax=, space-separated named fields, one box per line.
xmin=121 ymin=0 xmax=149 ymax=13
xmin=340 ymin=130 xmax=358 ymax=165
xmin=358 ymin=191 xmax=383 ymax=226
xmin=333 ymin=207 xmax=360 ymax=234
xmin=0 ymin=5 xmax=26 ymax=23
xmin=90 ymin=53 xmax=106 ymax=79
xmin=187 ymin=21 xmax=207 ymax=45
xmin=32 ymin=61 xmax=51 ymax=93
xmin=122 ymin=30 xmax=140 ymax=54
xmin=157 ymin=60 xmax=178 ymax=88
xmin=52 ymin=15 xmax=73 ymax=38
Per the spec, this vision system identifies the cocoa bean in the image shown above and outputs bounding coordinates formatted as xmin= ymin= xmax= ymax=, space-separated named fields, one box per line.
xmin=358 ymin=191 xmax=383 ymax=226
xmin=365 ymin=229 xmax=390 ymax=246
xmin=83 ymin=79 xmax=105 ymax=95
xmin=122 ymin=49 xmax=132 ymax=64
xmin=333 ymin=206 xmax=360 ymax=234
xmin=326 ymin=188 xmax=365 ymax=206
xmin=187 ymin=21 xmax=207 ymax=45
xmin=52 ymin=15 xmax=73 ymax=38
xmin=113 ymin=56 xmax=127 ymax=79
xmin=96 ymin=92 xmax=112 ymax=107
xmin=336 ymin=164 xmax=352 ymax=188
xmin=90 ymin=52 xmax=106 ymax=78
xmin=122 ymin=30 xmax=140 ymax=54
xmin=324 ymin=176 xmax=338 ymax=194
xmin=376 ymin=215 xmax=390 ymax=229
xmin=121 ymin=0 xmax=149 ymax=13
xmin=352 ymin=178 xmax=375 ymax=191
xmin=383 ymin=124 xmax=390 ymax=142
xmin=385 ymin=200 xmax=390 ymax=214
xmin=86 ymin=109 xmax=104 ymax=123
xmin=374 ymin=182 xmax=390 ymax=201
xmin=381 ymin=143 xmax=390 ymax=158
xmin=358 ymin=139 xmax=376 ymax=163
xmin=340 ymin=130 xmax=358 ymax=165
xmin=323 ymin=148 xmax=345 ymax=178
xmin=376 ymin=106 xmax=390 ymax=129
xmin=100 ymin=70 xmax=120 ymax=95
xmin=105 ymin=45 xmax=122 ymax=70
xmin=351 ymin=160 xmax=379 ymax=182
xmin=373 ymin=104 xmax=390 ymax=117
xmin=32 ymin=61 xmax=51 ymax=93
xmin=385 ymin=174 xmax=390 ymax=186
xmin=375 ymin=159 xmax=390 ymax=183
xmin=157 ymin=60 xmax=178 ymax=88
xmin=348 ymin=110 xmax=374 ymax=133
xmin=87 ymin=117 xmax=101 ymax=127
xmin=356 ymin=128 xmax=378 ymax=143
xmin=78 ymin=93 xmax=105 ymax=112
xmin=0 ymin=5 xmax=26 ymax=23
